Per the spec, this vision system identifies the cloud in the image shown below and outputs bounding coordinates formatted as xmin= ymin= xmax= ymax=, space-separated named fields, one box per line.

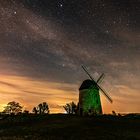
xmin=0 ymin=0 xmax=139 ymax=113
xmin=0 ymin=75 xmax=78 ymax=113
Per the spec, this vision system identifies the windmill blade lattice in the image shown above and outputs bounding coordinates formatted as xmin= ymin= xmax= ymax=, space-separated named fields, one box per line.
xmin=97 ymin=73 xmax=105 ymax=84
xmin=97 ymin=84 xmax=113 ymax=103
xmin=81 ymin=65 xmax=113 ymax=103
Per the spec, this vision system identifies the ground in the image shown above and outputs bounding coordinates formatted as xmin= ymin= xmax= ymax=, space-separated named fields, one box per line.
xmin=0 ymin=114 xmax=140 ymax=140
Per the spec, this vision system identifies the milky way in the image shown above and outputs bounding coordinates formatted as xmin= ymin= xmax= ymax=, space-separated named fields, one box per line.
xmin=0 ymin=0 xmax=140 ymax=113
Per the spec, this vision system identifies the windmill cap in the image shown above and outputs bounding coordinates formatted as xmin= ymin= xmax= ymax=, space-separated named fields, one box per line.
xmin=79 ymin=79 xmax=98 ymax=90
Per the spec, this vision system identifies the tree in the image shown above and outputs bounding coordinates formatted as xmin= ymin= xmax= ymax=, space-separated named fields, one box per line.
xmin=23 ymin=110 xmax=29 ymax=114
xmin=32 ymin=102 xmax=49 ymax=114
xmin=63 ymin=102 xmax=77 ymax=114
xmin=37 ymin=102 xmax=49 ymax=114
xmin=63 ymin=103 xmax=71 ymax=114
xmin=42 ymin=102 xmax=49 ymax=114
xmin=38 ymin=103 xmax=43 ymax=114
xmin=32 ymin=107 xmax=38 ymax=114
xmin=3 ymin=101 xmax=23 ymax=115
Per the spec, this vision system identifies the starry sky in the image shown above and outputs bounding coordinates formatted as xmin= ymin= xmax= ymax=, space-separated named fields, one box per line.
xmin=0 ymin=0 xmax=140 ymax=113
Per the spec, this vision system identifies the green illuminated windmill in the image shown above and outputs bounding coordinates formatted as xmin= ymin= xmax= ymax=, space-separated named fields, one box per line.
xmin=79 ymin=65 xmax=113 ymax=115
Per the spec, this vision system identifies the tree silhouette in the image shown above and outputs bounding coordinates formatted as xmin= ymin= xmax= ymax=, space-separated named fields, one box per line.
xmin=32 ymin=102 xmax=49 ymax=114
xmin=3 ymin=101 xmax=23 ymax=115
xmin=23 ymin=110 xmax=29 ymax=114
xmin=37 ymin=102 xmax=49 ymax=114
xmin=32 ymin=107 xmax=38 ymax=114
xmin=63 ymin=102 xmax=77 ymax=114
xmin=63 ymin=103 xmax=71 ymax=114
xmin=38 ymin=103 xmax=43 ymax=114
xmin=42 ymin=102 xmax=49 ymax=114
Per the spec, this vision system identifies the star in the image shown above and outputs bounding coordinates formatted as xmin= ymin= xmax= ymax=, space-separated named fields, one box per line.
xmin=62 ymin=64 xmax=65 ymax=67
xmin=0 ymin=0 xmax=139 ymax=114
xmin=14 ymin=11 xmax=17 ymax=14
xmin=60 ymin=4 xmax=63 ymax=8
xmin=105 ymin=30 xmax=109 ymax=34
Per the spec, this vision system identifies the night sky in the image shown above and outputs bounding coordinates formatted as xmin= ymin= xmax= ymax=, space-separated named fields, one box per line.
xmin=0 ymin=0 xmax=140 ymax=113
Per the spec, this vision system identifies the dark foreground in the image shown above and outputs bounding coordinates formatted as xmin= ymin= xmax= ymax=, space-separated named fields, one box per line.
xmin=0 ymin=114 xmax=140 ymax=140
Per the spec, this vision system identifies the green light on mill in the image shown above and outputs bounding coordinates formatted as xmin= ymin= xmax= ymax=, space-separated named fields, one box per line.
xmin=79 ymin=65 xmax=113 ymax=116
xmin=79 ymin=80 xmax=102 ymax=115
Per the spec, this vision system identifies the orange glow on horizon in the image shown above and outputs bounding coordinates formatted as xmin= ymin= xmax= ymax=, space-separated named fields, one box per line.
xmin=0 ymin=74 xmax=139 ymax=114
xmin=0 ymin=74 xmax=78 ymax=113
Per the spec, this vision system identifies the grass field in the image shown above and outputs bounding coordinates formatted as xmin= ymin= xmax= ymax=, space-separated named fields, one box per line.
xmin=0 ymin=114 xmax=140 ymax=140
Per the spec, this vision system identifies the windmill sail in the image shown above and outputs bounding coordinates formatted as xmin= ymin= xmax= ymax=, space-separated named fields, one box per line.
xmin=81 ymin=65 xmax=113 ymax=103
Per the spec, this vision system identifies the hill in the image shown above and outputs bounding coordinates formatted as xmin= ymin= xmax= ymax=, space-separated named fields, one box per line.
xmin=0 ymin=114 xmax=140 ymax=140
